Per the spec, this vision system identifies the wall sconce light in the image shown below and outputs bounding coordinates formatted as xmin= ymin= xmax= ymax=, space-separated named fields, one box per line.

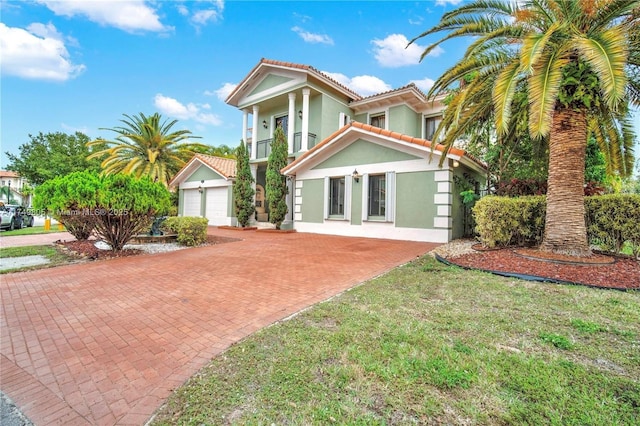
xmin=298 ymin=110 xmax=303 ymax=119
xmin=352 ymin=169 xmax=361 ymax=183
xmin=262 ymin=120 xmax=268 ymax=129
xmin=453 ymin=160 xmax=460 ymax=168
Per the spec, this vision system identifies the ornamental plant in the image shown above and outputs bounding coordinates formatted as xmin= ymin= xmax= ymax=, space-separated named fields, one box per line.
xmin=232 ymin=140 xmax=255 ymax=227
xmin=34 ymin=171 xmax=171 ymax=250
xmin=265 ymin=126 xmax=289 ymax=229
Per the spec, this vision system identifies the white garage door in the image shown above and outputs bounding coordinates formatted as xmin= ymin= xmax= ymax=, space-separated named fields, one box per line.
xmin=205 ymin=187 xmax=228 ymax=225
xmin=183 ymin=189 xmax=201 ymax=217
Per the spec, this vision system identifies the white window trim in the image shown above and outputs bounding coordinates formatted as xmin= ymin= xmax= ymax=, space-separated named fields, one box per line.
xmin=324 ymin=175 xmax=351 ymax=220
xmin=361 ymin=172 xmax=395 ymax=222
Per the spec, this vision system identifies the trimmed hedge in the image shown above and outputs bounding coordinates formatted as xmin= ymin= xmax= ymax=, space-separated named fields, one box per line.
xmin=473 ymin=194 xmax=640 ymax=256
xmin=473 ymin=196 xmax=546 ymax=248
xmin=585 ymin=195 xmax=640 ymax=257
xmin=161 ymin=216 xmax=209 ymax=247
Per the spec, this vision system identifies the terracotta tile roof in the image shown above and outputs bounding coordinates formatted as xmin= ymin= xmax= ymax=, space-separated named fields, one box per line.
xmin=193 ymin=154 xmax=236 ymax=178
xmin=282 ymin=121 xmax=486 ymax=174
xmin=0 ymin=170 xmax=20 ymax=178
xmin=226 ymin=58 xmax=362 ymax=103
xmin=355 ymin=83 xmax=427 ymax=102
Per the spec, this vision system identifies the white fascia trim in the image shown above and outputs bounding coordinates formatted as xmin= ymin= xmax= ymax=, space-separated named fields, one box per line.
xmin=294 ymin=221 xmax=451 ymax=243
xmin=180 ymin=180 xmax=233 ymax=190
xmin=172 ymin=158 xmax=230 ymax=186
xmin=238 ymin=76 xmax=306 ymax=109
xmin=298 ymin=159 xmax=438 ymax=181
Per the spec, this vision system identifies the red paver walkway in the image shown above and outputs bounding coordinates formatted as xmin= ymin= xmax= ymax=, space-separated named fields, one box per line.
xmin=1 ymin=228 xmax=437 ymax=425
xmin=0 ymin=232 xmax=75 ymax=248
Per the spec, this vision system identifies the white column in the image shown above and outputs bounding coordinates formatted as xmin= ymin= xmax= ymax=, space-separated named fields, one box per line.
xmin=251 ymin=105 xmax=259 ymax=160
xmin=287 ymin=92 xmax=296 ymax=155
xmin=242 ymin=110 xmax=248 ymax=144
xmin=301 ymin=88 xmax=310 ymax=151
xmin=282 ymin=176 xmax=294 ymax=228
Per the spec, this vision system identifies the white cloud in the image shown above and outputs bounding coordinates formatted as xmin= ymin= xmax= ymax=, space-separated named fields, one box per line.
xmin=154 ymin=94 xmax=222 ymax=126
xmin=0 ymin=22 xmax=86 ymax=81
xmin=321 ymin=71 xmax=391 ymax=97
xmin=61 ymin=122 xmax=90 ymax=134
xmin=410 ymin=77 xmax=435 ymax=92
xmin=372 ymin=33 xmax=444 ymax=68
xmin=176 ymin=0 xmax=224 ymax=27
xmin=436 ymin=0 xmax=464 ymax=5
xmin=36 ymin=0 xmax=170 ymax=33
xmin=291 ymin=26 xmax=334 ymax=45
xmin=204 ymin=82 xmax=237 ymax=101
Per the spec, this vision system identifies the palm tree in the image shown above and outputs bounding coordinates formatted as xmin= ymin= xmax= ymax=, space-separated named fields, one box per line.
xmin=411 ymin=0 xmax=638 ymax=256
xmin=88 ymin=113 xmax=208 ymax=186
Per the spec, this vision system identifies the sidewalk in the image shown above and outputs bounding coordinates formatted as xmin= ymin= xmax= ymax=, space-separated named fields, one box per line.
xmin=0 ymin=232 xmax=75 ymax=249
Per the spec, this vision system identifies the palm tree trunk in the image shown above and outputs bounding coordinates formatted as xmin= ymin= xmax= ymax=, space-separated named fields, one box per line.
xmin=540 ymin=108 xmax=591 ymax=256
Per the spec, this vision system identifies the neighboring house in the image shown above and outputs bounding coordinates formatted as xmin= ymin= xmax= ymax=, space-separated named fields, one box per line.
xmin=0 ymin=170 xmax=30 ymax=206
xmin=174 ymin=58 xmax=486 ymax=242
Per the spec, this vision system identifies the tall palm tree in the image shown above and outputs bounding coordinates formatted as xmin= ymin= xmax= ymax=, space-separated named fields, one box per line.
xmin=88 ymin=113 xmax=208 ymax=186
xmin=411 ymin=0 xmax=638 ymax=256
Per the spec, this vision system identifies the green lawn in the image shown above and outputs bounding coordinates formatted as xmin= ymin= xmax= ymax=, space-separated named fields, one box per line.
xmin=0 ymin=225 xmax=66 ymax=237
xmin=151 ymin=255 xmax=639 ymax=425
xmin=0 ymin=245 xmax=75 ymax=273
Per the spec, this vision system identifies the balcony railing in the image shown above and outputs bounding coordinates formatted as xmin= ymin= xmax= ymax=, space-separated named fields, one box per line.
xmin=256 ymin=138 xmax=271 ymax=159
xmin=249 ymin=132 xmax=318 ymax=159
xmin=293 ymin=132 xmax=317 ymax=153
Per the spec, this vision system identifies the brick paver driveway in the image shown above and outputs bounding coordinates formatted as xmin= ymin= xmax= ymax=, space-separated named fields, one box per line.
xmin=1 ymin=228 xmax=437 ymax=425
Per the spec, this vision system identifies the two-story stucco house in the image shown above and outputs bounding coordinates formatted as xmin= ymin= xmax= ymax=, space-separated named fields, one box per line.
xmin=171 ymin=58 xmax=486 ymax=243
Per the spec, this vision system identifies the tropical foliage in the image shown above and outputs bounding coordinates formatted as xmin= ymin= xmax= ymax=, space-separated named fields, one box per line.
xmin=6 ymin=132 xmax=104 ymax=186
xmin=34 ymin=171 xmax=171 ymax=250
xmin=265 ymin=127 xmax=289 ymax=229
xmin=411 ymin=0 xmax=638 ymax=256
xmin=88 ymin=113 xmax=208 ymax=186
xmin=233 ymin=140 xmax=255 ymax=227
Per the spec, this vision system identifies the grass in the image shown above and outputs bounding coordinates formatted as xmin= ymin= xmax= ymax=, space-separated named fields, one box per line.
xmin=0 ymin=225 xmax=66 ymax=237
xmin=151 ymin=256 xmax=639 ymax=426
xmin=0 ymin=245 xmax=76 ymax=273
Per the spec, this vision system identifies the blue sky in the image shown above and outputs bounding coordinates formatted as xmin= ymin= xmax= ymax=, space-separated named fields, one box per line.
xmin=1 ymin=0 xmax=638 ymax=171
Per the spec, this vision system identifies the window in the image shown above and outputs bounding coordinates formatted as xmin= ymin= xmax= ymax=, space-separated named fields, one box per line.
xmin=362 ymin=172 xmax=395 ymax=222
xmin=329 ymin=177 xmax=345 ymax=216
xmin=368 ymin=174 xmax=386 ymax=218
xmin=425 ymin=115 xmax=442 ymax=141
xmin=339 ymin=112 xmax=351 ymax=127
xmin=370 ymin=113 xmax=386 ymax=129
xmin=324 ymin=176 xmax=351 ymax=220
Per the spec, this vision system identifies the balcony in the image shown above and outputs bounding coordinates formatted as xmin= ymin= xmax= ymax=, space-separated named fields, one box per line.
xmin=249 ymin=132 xmax=318 ymax=160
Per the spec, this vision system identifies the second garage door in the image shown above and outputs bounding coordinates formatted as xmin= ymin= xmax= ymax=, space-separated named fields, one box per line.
xmin=205 ymin=187 xmax=228 ymax=225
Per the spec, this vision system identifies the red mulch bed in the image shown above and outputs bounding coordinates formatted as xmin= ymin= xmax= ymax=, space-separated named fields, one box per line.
xmin=55 ymin=235 xmax=238 ymax=261
xmin=443 ymin=248 xmax=639 ymax=291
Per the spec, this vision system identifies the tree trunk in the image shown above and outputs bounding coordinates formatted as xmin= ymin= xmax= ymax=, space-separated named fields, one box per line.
xmin=540 ymin=108 xmax=591 ymax=256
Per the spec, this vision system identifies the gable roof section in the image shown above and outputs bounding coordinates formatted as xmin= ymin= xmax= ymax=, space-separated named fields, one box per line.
xmin=170 ymin=154 xmax=236 ymax=187
xmin=282 ymin=121 xmax=486 ymax=175
xmin=348 ymin=83 xmax=450 ymax=114
xmin=225 ymin=58 xmax=362 ymax=107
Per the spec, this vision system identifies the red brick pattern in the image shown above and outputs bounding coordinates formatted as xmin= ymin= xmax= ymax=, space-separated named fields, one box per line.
xmin=1 ymin=229 xmax=436 ymax=425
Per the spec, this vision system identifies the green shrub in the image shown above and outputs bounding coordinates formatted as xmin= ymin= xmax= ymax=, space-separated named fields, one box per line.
xmin=162 ymin=216 xmax=209 ymax=246
xmin=585 ymin=194 xmax=640 ymax=257
xmin=473 ymin=195 xmax=546 ymax=248
xmin=473 ymin=194 xmax=640 ymax=256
